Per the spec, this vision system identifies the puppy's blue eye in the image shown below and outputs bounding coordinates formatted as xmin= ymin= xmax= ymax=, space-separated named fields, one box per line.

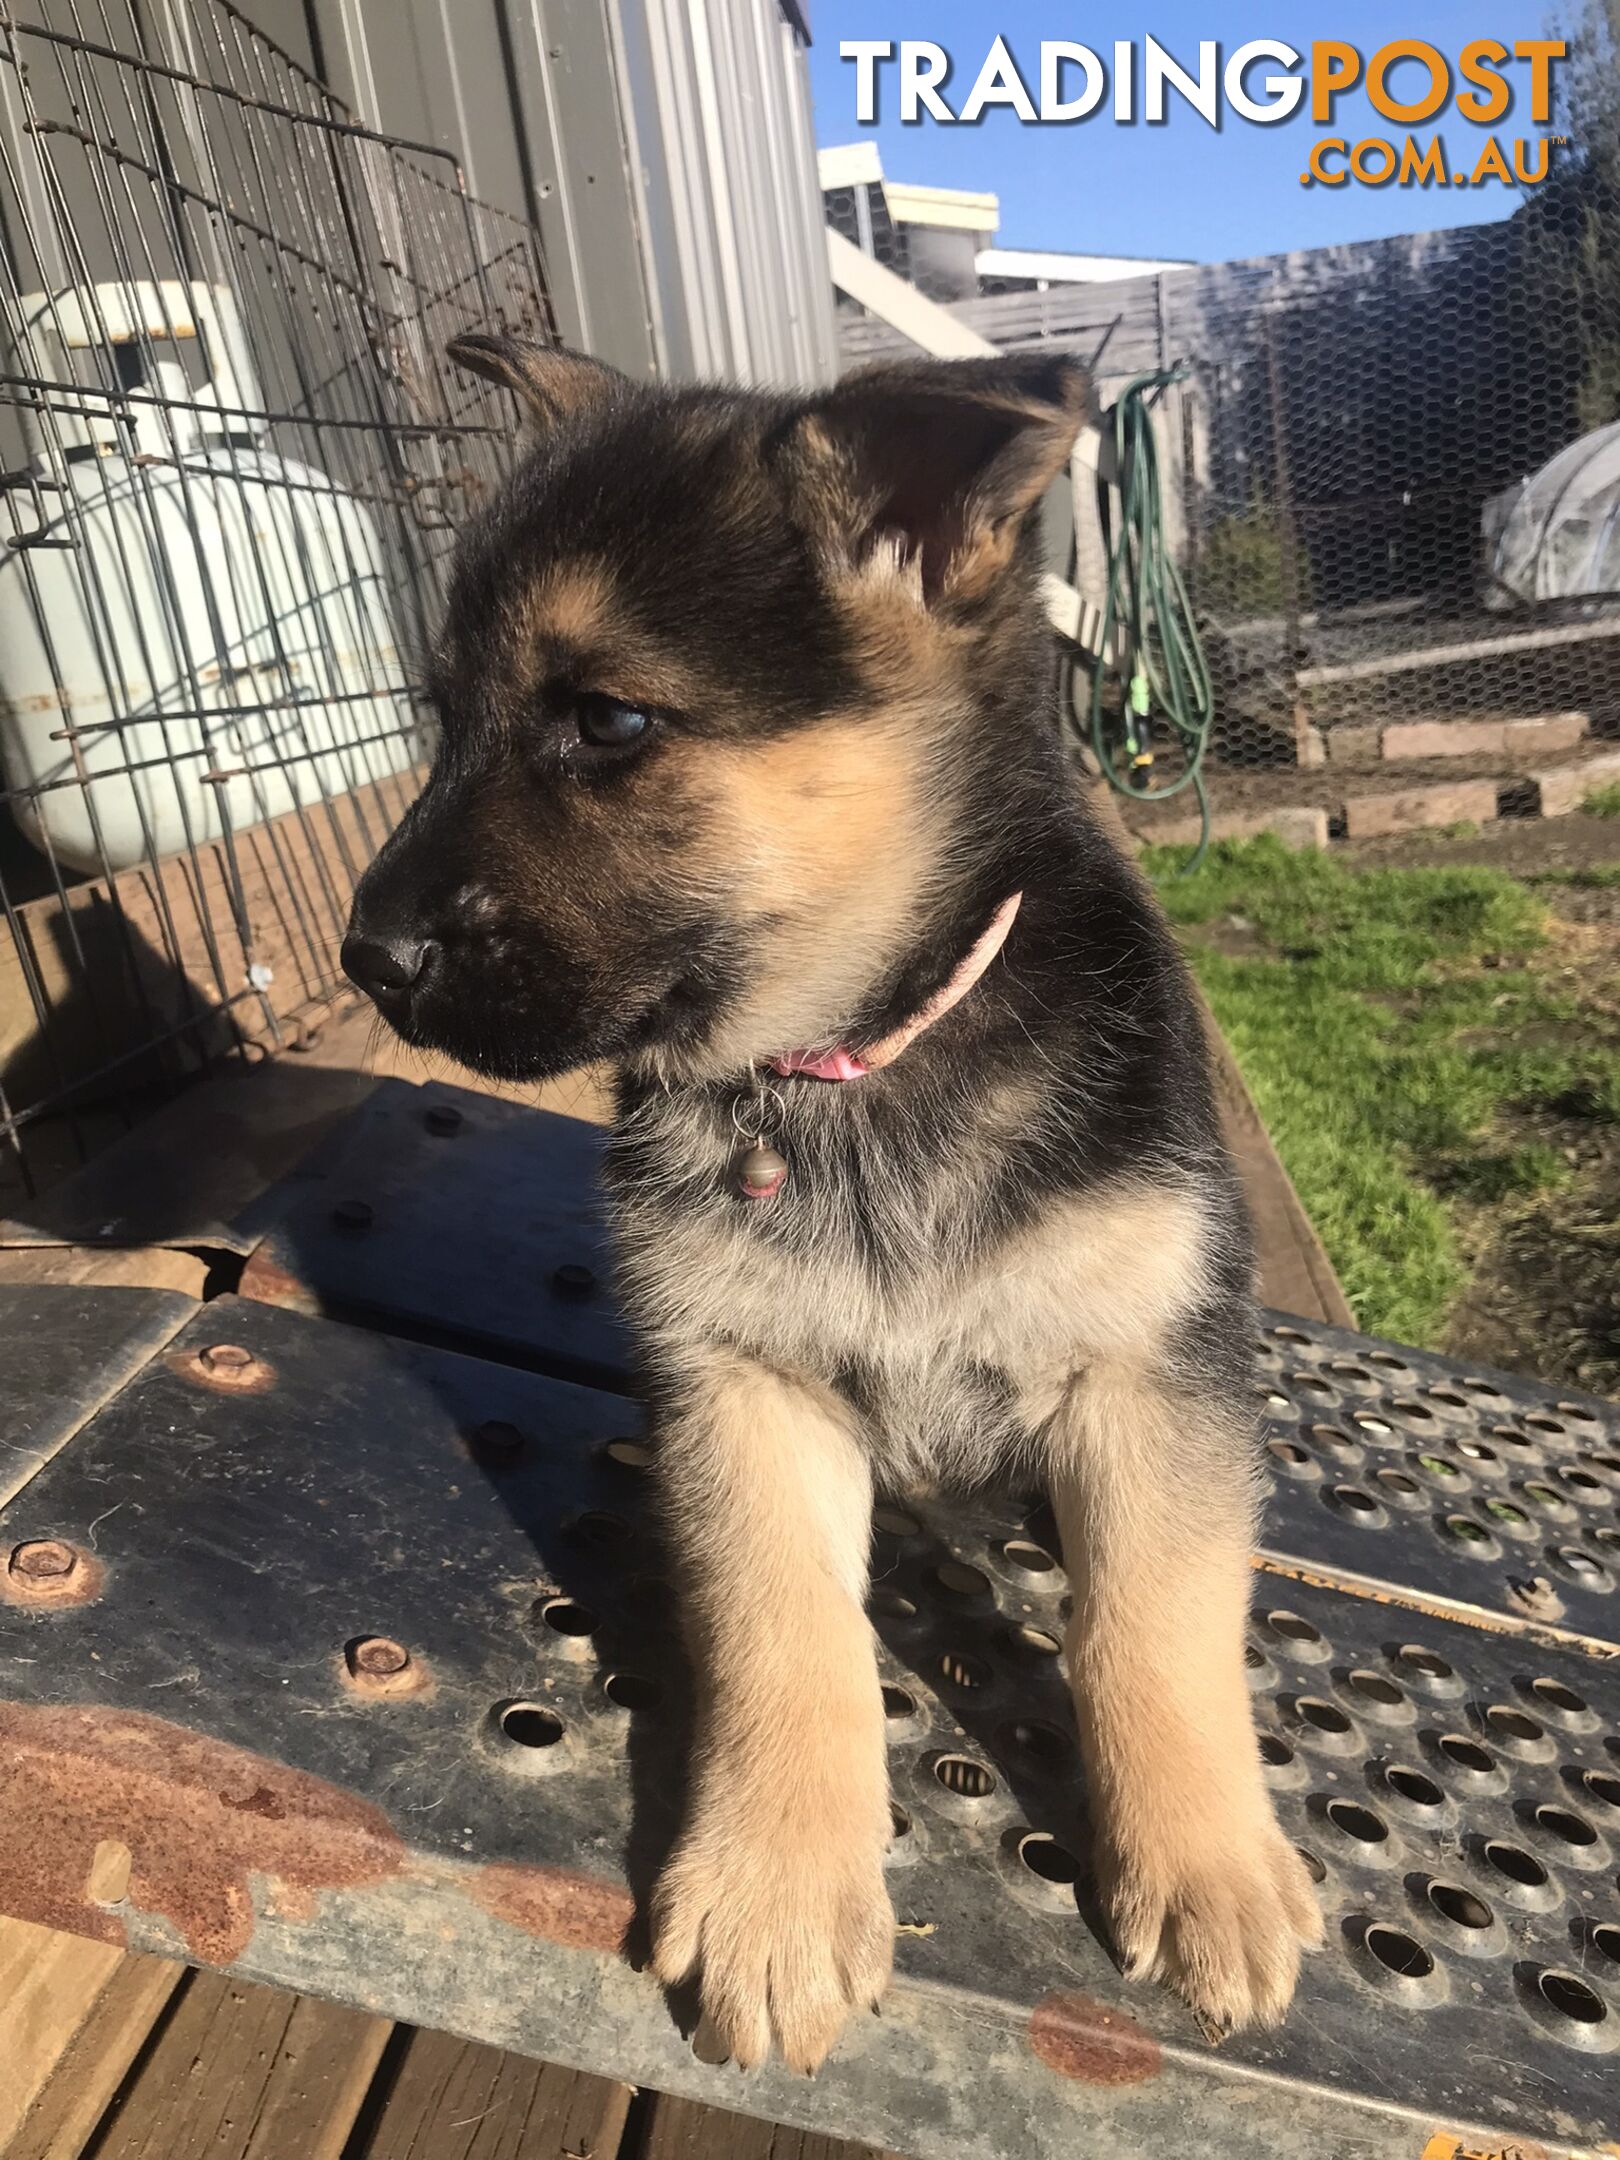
xmin=580 ymin=698 xmax=649 ymax=748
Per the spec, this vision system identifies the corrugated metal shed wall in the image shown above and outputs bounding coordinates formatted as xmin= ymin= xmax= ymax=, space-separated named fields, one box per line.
xmin=305 ymin=0 xmax=836 ymax=389
xmin=610 ymin=0 xmax=837 ymax=387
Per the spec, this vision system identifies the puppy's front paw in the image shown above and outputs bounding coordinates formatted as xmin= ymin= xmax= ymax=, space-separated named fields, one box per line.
xmin=650 ymin=1803 xmax=894 ymax=2073
xmin=1101 ymin=1806 xmax=1323 ymax=2033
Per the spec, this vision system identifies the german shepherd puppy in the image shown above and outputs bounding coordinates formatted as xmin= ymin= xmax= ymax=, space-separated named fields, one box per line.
xmin=342 ymin=338 xmax=1322 ymax=2071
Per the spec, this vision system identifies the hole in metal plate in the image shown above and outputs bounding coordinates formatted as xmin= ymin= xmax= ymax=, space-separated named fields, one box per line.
xmin=999 ymin=1538 xmax=1058 ymax=1574
xmin=873 ymin=1504 xmax=920 ymax=1538
xmin=1296 ymin=1844 xmax=1327 ymax=1883
xmin=1580 ymin=1769 xmax=1620 ymax=1813
xmin=999 ymin=1719 xmax=1071 ymax=1770
xmin=1441 ymin=1513 xmax=1498 ymax=1553
xmin=1269 ymin=1438 xmax=1316 ymax=1474
xmin=1534 ymin=1805 xmax=1598 ymax=1848
xmin=1311 ymin=1424 xmax=1361 ymax=1458
xmin=1438 ymin=1733 xmax=1495 ymax=1775
xmin=1394 ymin=1645 xmax=1454 ymax=1683
xmin=1299 ymin=1697 xmax=1355 ymax=1736
xmin=569 ymin=1510 xmax=631 ymax=1549
xmin=1590 ymin=1923 xmax=1620 ymax=1967
xmin=933 ymin=1559 xmax=992 ymax=1601
xmin=1486 ymin=1705 xmax=1544 ymax=1747
xmin=883 ymin=1683 xmax=918 ymax=1720
xmin=937 ymin=1650 xmax=992 ymax=1692
xmin=1366 ymin=1924 xmax=1434 ymax=1979
xmin=1350 ymin=1669 xmax=1405 ymax=1707
xmin=1018 ymin=1832 xmax=1082 ymax=1885
xmin=1385 ymin=1765 xmax=1444 ymax=1807
xmin=1428 ymin=1880 xmax=1492 ymax=1929
xmin=1327 ymin=1799 xmax=1388 ymax=1843
xmin=538 ymin=1598 xmax=596 ymax=1638
xmin=1328 ymin=1484 xmax=1383 ymax=1521
xmin=1484 ymin=1840 xmax=1548 ymax=1887
xmin=1417 ymin=1452 xmax=1462 ymax=1480
xmin=1267 ymin=1610 xmax=1324 ymax=1645
xmin=870 ymin=1586 xmax=918 ymax=1620
xmin=1527 ymin=1676 xmax=1589 ymax=1720
xmin=500 ymin=1703 xmax=565 ymax=1748
xmin=1535 ymin=1969 xmax=1607 ymax=2026
xmin=1259 ymin=1732 xmax=1294 ymax=1767
xmin=933 ymin=1754 xmax=996 ymax=1800
xmin=1002 ymin=1623 xmax=1062 ymax=1661
xmin=603 ymin=1672 xmax=660 ymax=1712
xmin=1523 ymin=1483 xmax=1574 ymax=1516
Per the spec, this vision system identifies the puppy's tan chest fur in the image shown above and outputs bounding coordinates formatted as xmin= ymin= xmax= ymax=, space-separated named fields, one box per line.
xmin=611 ymin=1101 xmax=1215 ymax=1481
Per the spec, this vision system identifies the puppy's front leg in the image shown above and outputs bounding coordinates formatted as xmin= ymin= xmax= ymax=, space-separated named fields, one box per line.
xmin=1046 ymin=1361 xmax=1323 ymax=2030
xmin=650 ymin=1348 xmax=893 ymax=2071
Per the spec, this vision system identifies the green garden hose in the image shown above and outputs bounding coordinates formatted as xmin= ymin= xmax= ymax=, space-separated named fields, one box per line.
xmin=1073 ymin=367 xmax=1215 ymax=872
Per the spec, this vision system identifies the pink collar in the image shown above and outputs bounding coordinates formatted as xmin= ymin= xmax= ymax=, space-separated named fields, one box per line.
xmin=770 ymin=893 xmax=1022 ymax=1083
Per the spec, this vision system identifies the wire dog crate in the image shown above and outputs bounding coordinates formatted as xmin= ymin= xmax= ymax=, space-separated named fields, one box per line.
xmin=0 ymin=0 xmax=553 ymax=1201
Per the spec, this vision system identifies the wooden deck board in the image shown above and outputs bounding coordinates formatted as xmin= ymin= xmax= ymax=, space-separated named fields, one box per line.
xmin=0 ymin=1947 xmax=184 ymax=2160
xmin=634 ymin=2094 xmax=904 ymax=2160
xmin=80 ymin=1971 xmax=389 ymax=2160
xmin=352 ymin=2028 xmax=632 ymax=2160
xmin=0 ymin=1918 xmax=129 ymax=2149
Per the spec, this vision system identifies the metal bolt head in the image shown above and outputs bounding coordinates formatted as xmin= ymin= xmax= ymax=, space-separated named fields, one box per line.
xmin=424 ymin=1103 xmax=463 ymax=1136
xmin=472 ymin=1419 xmax=525 ymax=1465
xmin=348 ymin=1636 xmax=410 ymax=1678
xmin=10 ymin=1538 xmax=77 ymax=1582
xmin=1509 ymin=1574 xmax=1564 ymax=1616
xmin=332 ymin=1198 xmax=373 ymax=1232
xmin=551 ymin=1261 xmax=597 ymax=1300
xmin=199 ymin=1342 xmax=253 ymax=1374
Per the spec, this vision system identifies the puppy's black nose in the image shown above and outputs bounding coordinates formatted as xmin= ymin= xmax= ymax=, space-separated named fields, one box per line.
xmin=341 ymin=930 xmax=435 ymax=1001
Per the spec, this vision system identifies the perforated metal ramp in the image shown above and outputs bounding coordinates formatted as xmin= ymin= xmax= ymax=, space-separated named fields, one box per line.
xmin=1 ymin=1093 xmax=1617 ymax=2160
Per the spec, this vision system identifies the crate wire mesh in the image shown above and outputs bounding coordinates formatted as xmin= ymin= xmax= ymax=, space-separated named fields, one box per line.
xmin=0 ymin=0 xmax=553 ymax=1200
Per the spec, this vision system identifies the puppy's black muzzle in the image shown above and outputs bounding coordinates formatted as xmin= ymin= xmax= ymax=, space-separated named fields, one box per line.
xmin=340 ymin=925 xmax=439 ymax=1013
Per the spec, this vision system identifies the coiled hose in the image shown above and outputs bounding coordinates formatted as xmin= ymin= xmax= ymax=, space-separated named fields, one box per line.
xmin=1064 ymin=367 xmax=1215 ymax=872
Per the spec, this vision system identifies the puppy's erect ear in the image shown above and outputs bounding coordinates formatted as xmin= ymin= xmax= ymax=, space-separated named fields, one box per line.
xmin=781 ymin=354 xmax=1090 ymax=603
xmin=445 ymin=333 xmax=625 ymax=432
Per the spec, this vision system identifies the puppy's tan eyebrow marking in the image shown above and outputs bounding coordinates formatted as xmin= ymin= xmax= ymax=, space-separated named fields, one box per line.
xmin=519 ymin=560 xmax=619 ymax=652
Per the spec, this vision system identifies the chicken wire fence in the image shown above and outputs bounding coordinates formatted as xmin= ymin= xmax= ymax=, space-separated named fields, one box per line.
xmin=0 ymin=0 xmax=552 ymax=1201
xmin=838 ymin=200 xmax=1620 ymax=842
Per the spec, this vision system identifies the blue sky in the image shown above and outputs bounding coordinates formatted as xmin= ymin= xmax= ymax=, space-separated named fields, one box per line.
xmin=806 ymin=4 xmax=1567 ymax=264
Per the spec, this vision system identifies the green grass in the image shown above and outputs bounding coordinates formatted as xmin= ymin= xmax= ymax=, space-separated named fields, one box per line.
xmin=1528 ymin=864 xmax=1620 ymax=891
xmin=1144 ymin=836 xmax=1620 ymax=1345
xmin=1583 ymin=780 xmax=1620 ymax=817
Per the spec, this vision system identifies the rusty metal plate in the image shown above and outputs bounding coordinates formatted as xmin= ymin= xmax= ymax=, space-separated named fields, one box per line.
xmin=0 ymin=1282 xmax=193 ymax=1507
xmin=1 ymin=1291 xmax=1617 ymax=2160
xmin=235 ymin=1080 xmax=629 ymax=1390
xmin=1254 ymin=1316 xmax=1620 ymax=1650
xmin=237 ymin=1087 xmax=1620 ymax=1647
